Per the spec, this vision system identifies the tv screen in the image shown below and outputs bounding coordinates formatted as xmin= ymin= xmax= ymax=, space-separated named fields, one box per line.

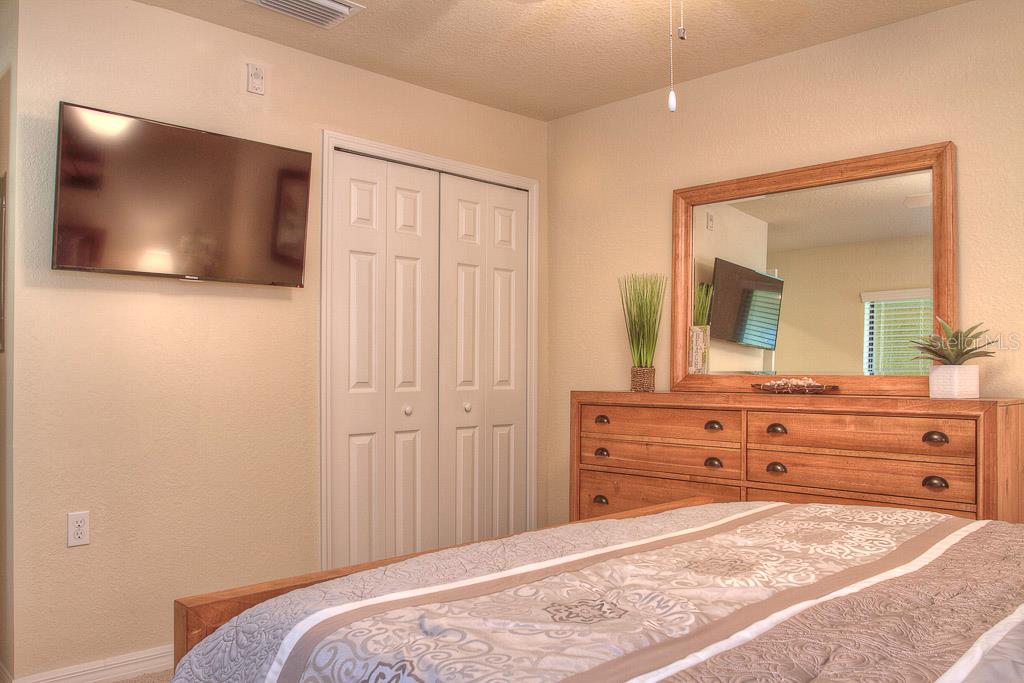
xmin=708 ymin=257 xmax=784 ymax=351
xmin=52 ymin=102 xmax=311 ymax=287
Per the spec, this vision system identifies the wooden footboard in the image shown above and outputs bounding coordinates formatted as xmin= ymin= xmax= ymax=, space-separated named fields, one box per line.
xmin=174 ymin=496 xmax=713 ymax=665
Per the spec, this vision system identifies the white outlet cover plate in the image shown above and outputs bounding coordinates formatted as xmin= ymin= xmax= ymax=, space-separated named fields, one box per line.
xmin=67 ymin=510 xmax=90 ymax=547
xmin=247 ymin=63 xmax=265 ymax=95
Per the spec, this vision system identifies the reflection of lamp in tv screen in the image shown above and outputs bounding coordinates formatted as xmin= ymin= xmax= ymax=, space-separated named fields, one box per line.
xmin=78 ymin=108 xmax=132 ymax=138
xmin=138 ymin=249 xmax=174 ymax=274
xmin=708 ymin=257 xmax=784 ymax=351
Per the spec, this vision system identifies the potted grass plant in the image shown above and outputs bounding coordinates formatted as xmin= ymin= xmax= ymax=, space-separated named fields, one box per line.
xmin=619 ymin=273 xmax=667 ymax=392
xmin=911 ymin=318 xmax=996 ymax=399
xmin=689 ymin=282 xmax=713 ymax=375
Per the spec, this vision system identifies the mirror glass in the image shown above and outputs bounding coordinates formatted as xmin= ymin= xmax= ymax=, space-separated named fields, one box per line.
xmin=692 ymin=170 xmax=933 ymax=376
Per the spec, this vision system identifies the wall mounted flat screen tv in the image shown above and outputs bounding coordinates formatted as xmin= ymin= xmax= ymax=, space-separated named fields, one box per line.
xmin=52 ymin=102 xmax=312 ymax=287
xmin=708 ymin=257 xmax=784 ymax=351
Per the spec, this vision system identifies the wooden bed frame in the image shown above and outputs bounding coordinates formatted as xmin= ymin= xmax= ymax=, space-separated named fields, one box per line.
xmin=173 ymin=496 xmax=714 ymax=665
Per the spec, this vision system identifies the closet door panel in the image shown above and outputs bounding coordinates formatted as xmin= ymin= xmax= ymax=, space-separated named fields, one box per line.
xmin=346 ymin=433 xmax=386 ymax=563
xmin=392 ymin=430 xmax=424 ymax=555
xmin=440 ymin=176 xmax=529 ymax=545
xmin=439 ymin=175 xmax=491 ymax=546
xmin=385 ymin=163 xmax=440 ymax=557
xmin=454 ymin=426 xmax=483 ymax=544
xmin=329 ymin=151 xmax=388 ymax=566
xmin=485 ymin=185 xmax=530 ymax=536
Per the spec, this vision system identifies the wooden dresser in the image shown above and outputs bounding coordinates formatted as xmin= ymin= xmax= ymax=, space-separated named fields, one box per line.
xmin=570 ymin=391 xmax=1024 ymax=522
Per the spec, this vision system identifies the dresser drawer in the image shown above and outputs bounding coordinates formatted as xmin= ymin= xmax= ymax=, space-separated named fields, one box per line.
xmin=578 ymin=470 xmax=740 ymax=519
xmin=747 ymin=450 xmax=976 ymax=504
xmin=747 ymin=411 xmax=976 ymax=459
xmin=579 ymin=436 xmax=740 ymax=479
xmin=745 ymin=488 xmax=976 ymax=519
xmin=580 ymin=405 xmax=740 ymax=443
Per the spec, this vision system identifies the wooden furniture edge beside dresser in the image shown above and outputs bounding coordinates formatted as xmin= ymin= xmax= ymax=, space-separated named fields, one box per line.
xmin=570 ymin=391 xmax=1024 ymax=523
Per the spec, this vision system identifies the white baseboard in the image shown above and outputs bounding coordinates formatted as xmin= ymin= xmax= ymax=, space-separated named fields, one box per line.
xmin=13 ymin=645 xmax=172 ymax=683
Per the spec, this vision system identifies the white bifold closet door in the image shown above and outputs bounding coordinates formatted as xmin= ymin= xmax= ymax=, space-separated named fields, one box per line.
xmin=438 ymin=175 xmax=529 ymax=547
xmin=328 ymin=150 xmax=529 ymax=568
xmin=329 ymin=151 xmax=439 ymax=567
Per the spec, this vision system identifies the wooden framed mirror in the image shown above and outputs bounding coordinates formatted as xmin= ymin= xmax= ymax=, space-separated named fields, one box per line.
xmin=670 ymin=142 xmax=956 ymax=396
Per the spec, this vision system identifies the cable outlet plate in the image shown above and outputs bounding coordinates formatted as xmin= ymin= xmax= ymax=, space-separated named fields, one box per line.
xmin=67 ymin=511 xmax=90 ymax=547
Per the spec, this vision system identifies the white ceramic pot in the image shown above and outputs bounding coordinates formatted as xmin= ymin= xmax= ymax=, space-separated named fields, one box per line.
xmin=929 ymin=364 xmax=980 ymax=399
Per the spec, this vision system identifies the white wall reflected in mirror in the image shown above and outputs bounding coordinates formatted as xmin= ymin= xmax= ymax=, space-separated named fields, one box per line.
xmin=693 ymin=170 xmax=933 ymax=376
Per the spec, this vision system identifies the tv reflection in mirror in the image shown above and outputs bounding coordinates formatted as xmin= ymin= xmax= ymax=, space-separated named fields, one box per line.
xmin=708 ymin=257 xmax=784 ymax=351
xmin=52 ymin=102 xmax=312 ymax=287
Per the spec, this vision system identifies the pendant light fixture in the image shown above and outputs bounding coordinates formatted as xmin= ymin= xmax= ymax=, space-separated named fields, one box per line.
xmin=668 ymin=0 xmax=686 ymax=112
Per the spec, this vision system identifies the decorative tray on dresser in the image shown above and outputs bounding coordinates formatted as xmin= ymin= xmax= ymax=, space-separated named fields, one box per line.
xmin=570 ymin=391 xmax=1024 ymax=522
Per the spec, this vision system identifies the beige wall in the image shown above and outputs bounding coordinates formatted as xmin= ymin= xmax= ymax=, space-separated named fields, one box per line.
xmin=768 ymin=236 xmax=933 ymax=374
xmin=8 ymin=0 xmax=546 ymax=675
xmin=545 ymin=0 xmax=1024 ymax=525
xmin=0 ymin=0 xmax=15 ymax=674
xmin=692 ymin=203 xmax=768 ymax=372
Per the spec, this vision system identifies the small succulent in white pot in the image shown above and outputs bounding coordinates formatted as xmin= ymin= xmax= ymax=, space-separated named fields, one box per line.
xmin=911 ymin=318 xmax=996 ymax=399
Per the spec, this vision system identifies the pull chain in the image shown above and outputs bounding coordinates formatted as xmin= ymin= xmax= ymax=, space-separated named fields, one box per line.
xmin=668 ymin=0 xmax=676 ymax=111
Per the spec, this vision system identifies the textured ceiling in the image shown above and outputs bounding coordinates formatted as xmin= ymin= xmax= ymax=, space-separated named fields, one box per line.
xmin=135 ymin=0 xmax=972 ymax=120
xmin=726 ymin=171 xmax=933 ymax=252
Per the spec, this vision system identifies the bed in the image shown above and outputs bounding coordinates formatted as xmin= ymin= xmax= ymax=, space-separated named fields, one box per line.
xmin=173 ymin=498 xmax=1024 ymax=682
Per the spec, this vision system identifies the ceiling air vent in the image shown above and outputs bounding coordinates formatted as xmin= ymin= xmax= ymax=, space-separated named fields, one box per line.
xmin=244 ymin=0 xmax=366 ymax=29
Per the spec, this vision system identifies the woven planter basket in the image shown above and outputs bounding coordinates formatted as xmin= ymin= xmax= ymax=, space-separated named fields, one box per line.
xmin=631 ymin=366 xmax=656 ymax=392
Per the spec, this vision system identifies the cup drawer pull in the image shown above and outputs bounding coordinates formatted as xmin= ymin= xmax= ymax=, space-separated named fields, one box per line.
xmin=766 ymin=461 xmax=788 ymax=474
xmin=922 ymin=431 xmax=950 ymax=445
xmin=594 ymin=447 xmax=610 ymax=457
xmin=922 ymin=475 xmax=950 ymax=489
xmin=766 ymin=423 xmax=788 ymax=435
xmin=704 ymin=420 xmax=724 ymax=431
xmin=704 ymin=456 xmax=723 ymax=468
xmin=593 ymin=494 xmax=609 ymax=505
xmin=594 ymin=414 xmax=610 ymax=424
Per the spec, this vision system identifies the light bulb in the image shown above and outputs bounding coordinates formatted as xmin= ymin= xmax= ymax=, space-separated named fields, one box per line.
xmin=668 ymin=89 xmax=677 ymax=112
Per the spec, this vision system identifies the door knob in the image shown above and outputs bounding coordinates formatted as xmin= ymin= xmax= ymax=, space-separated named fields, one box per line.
xmin=704 ymin=456 xmax=723 ymax=468
xmin=766 ymin=461 xmax=788 ymax=473
xmin=594 ymin=414 xmax=610 ymax=424
xmin=463 ymin=402 xmax=472 ymax=413
xmin=766 ymin=423 xmax=788 ymax=435
xmin=594 ymin=447 xmax=610 ymax=457
xmin=704 ymin=420 xmax=724 ymax=431
xmin=593 ymin=494 xmax=609 ymax=505
xmin=922 ymin=475 xmax=950 ymax=489
xmin=403 ymin=405 xmax=413 ymax=416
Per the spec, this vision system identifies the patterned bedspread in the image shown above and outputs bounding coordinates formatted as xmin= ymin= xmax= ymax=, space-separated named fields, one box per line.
xmin=173 ymin=502 xmax=1024 ymax=682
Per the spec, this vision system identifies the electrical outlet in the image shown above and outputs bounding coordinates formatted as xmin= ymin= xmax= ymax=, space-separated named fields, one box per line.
xmin=706 ymin=213 xmax=714 ymax=231
xmin=246 ymin=63 xmax=265 ymax=95
xmin=67 ymin=511 xmax=90 ymax=547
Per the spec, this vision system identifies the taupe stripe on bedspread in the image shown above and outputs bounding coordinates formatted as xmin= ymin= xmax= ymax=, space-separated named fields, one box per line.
xmin=174 ymin=501 xmax=771 ymax=683
xmin=264 ymin=504 xmax=1014 ymax=683
xmin=569 ymin=515 xmax=971 ymax=682
xmin=666 ymin=520 xmax=1024 ymax=682
xmin=276 ymin=503 xmax=791 ymax=680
